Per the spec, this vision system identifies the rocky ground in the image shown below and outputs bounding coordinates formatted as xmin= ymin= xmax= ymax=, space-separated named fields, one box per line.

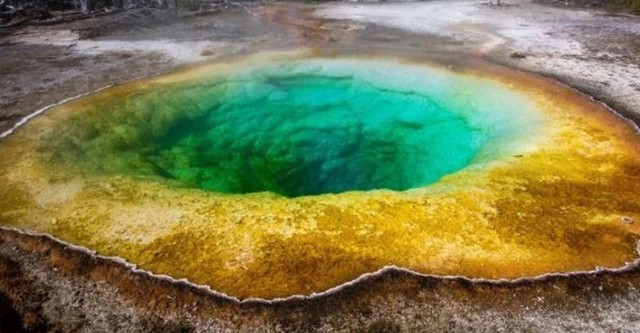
xmin=1 ymin=0 xmax=640 ymax=332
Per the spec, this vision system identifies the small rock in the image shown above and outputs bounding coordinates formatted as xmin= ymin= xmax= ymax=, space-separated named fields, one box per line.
xmin=621 ymin=216 xmax=634 ymax=224
xmin=200 ymin=50 xmax=215 ymax=57
xmin=510 ymin=52 xmax=527 ymax=59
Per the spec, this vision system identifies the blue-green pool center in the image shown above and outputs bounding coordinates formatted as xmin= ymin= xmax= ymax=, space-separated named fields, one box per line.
xmin=45 ymin=58 xmax=542 ymax=197
xmin=158 ymin=74 xmax=480 ymax=197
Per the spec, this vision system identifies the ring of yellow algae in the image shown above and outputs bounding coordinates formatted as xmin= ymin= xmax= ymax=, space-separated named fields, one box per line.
xmin=0 ymin=51 xmax=639 ymax=299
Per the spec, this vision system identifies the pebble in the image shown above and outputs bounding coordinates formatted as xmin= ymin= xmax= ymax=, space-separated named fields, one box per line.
xmin=621 ymin=216 xmax=634 ymax=225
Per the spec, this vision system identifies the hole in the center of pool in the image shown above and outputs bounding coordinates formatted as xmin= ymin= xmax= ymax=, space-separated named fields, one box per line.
xmin=151 ymin=72 xmax=482 ymax=198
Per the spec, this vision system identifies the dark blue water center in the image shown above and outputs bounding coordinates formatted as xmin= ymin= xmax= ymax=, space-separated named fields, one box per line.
xmin=152 ymin=74 xmax=482 ymax=197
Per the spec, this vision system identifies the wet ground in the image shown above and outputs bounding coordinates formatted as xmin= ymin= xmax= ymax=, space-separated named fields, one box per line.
xmin=0 ymin=0 xmax=640 ymax=331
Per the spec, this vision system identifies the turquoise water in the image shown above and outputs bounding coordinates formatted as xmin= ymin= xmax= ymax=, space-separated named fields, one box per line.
xmin=158 ymin=75 xmax=479 ymax=197
xmin=45 ymin=58 xmax=542 ymax=197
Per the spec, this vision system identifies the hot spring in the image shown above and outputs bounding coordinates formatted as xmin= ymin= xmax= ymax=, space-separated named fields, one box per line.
xmin=1 ymin=52 xmax=639 ymax=299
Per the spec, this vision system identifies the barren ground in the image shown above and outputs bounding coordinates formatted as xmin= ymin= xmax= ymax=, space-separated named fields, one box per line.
xmin=1 ymin=1 xmax=640 ymax=332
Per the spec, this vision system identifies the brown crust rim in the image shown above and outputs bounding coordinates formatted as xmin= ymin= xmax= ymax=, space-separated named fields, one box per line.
xmin=1 ymin=225 xmax=639 ymax=307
